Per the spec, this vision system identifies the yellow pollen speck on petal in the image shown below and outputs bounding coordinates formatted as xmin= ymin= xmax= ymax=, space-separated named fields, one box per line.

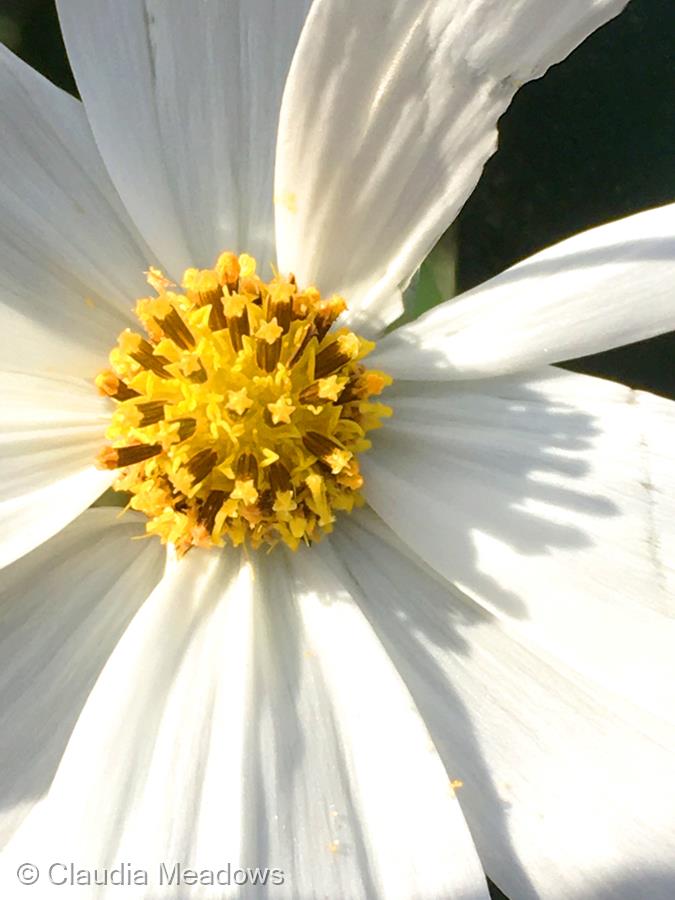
xmin=267 ymin=396 xmax=295 ymax=425
xmin=274 ymin=191 xmax=298 ymax=214
xmin=95 ymin=251 xmax=392 ymax=554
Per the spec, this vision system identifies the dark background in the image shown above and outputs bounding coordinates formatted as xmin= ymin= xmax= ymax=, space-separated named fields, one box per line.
xmin=0 ymin=0 xmax=673 ymax=400
xmin=0 ymin=2 xmax=672 ymax=898
xmin=458 ymin=0 xmax=675 ymax=400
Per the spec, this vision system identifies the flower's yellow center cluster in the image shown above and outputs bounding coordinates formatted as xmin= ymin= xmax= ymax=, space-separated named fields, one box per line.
xmin=96 ymin=252 xmax=391 ymax=554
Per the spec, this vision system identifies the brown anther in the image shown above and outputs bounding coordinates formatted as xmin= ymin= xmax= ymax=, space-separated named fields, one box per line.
xmin=131 ymin=339 xmax=172 ymax=378
xmin=298 ymin=380 xmax=341 ymax=405
xmin=268 ymin=461 xmax=291 ymax=494
xmin=256 ymin=337 xmax=281 ymax=372
xmin=134 ymin=337 xmax=157 ymax=354
xmin=336 ymin=371 xmax=366 ymax=404
xmin=314 ymin=297 xmax=347 ymax=342
xmin=314 ymin=341 xmax=351 ymax=379
xmin=187 ymin=361 xmax=208 ymax=384
xmin=287 ymin=323 xmax=317 ymax=368
xmin=154 ymin=307 xmax=195 ymax=350
xmin=236 ymin=452 xmax=259 ymax=484
xmin=208 ymin=294 xmax=228 ymax=331
xmin=257 ymin=489 xmax=275 ymax=515
xmin=95 ymin=371 xmax=140 ymax=401
xmin=226 ymin=305 xmax=250 ymax=352
xmin=186 ymin=448 xmax=218 ymax=486
xmin=96 ymin=443 xmax=163 ymax=469
xmin=269 ymin=296 xmax=292 ymax=333
xmin=339 ymin=402 xmax=363 ymax=424
xmin=137 ymin=401 xmax=165 ymax=426
xmin=198 ymin=490 xmax=227 ymax=532
xmin=174 ymin=418 xmax=197 ymax=442
xmin=302 ymin=431 xmax=341 ymax=458
xmin=194 ymin=285 xmax=224 ymax=308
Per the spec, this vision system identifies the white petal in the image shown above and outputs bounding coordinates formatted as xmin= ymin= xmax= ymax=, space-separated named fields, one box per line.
xmin=363 ymin=367 xmax=675 ymax=724
xmin=332 ymin=510 xmax=675 ymax=900
xmin=0 ymin=44 xmax=151 ymax=378
xmin=275 ymin=0 xmax=628 ymax=333
xmin=0 ymin=508 xmax=165 ymax=847
xmin=2 ymin=545 xmax=488 ymax=899
xmin=373 ymin=204 xmax=675 ymax=378
xmin=56 ymin=0 xmax=312 ymax=275
xmin=0 ymin=372 xmax=114 ymax=569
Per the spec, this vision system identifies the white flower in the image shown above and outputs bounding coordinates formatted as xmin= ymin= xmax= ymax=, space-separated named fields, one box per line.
xmin=1 ymin=1 xmax=674 ymax=898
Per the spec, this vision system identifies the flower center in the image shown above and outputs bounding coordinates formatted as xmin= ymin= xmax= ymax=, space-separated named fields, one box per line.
xmin=95 ymin=252 xmax=392 ymax=554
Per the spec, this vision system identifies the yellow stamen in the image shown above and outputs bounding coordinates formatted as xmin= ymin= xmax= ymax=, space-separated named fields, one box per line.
xmin=145 ymin=266 xmax=174 ymax=293
xmin=273 ymin=490 xmax=297 ymax=517
xmin=324 ymin=448 xmax=352 ymax=475
xmin=255 ymin=318 xmax=284 ymax=344
xmin=95 ymin=251 xmax=392 ymax=553
xmin=95 ymin=370 xmax=139 ymax=401
xmin=231 ymin=479 xmax=259 ymax=506
xmin=267 ymin=396 xmax=296 ymax=425
xmin=226 ymin=388 xmax=253 ymax=415
xmin=317 ymin=376 xmax=344 ymax=401
xmin=238 ymin=254 xmax=257 ymax=278
xmin=215 ymin=251 xmax=240 ymax=287
xmin=223 ymin=293 xmax=247 ymax=318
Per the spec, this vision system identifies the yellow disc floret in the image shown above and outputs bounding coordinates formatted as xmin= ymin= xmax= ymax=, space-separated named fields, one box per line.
xmin=95 ymin=252 xmax=392 ymax=553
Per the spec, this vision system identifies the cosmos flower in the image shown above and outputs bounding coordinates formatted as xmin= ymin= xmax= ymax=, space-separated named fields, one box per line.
xmin=1 ymin=1 xmax=674 ymax=898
